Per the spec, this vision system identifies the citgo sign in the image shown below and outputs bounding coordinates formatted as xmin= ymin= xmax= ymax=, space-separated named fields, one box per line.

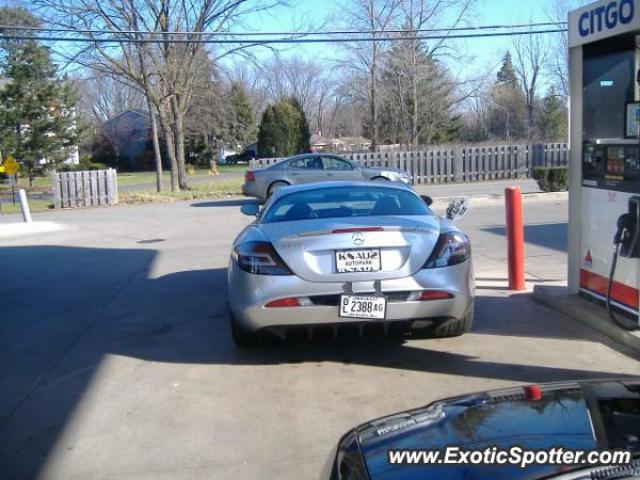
xmin=570 ymin=0 xmax=640 ymax=47
xmin=578 ymin=0 xmax=635 ymax=37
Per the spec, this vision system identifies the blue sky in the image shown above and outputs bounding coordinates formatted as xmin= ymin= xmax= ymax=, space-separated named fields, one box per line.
xmin=238 ymin=0 xmax=563 ymax=76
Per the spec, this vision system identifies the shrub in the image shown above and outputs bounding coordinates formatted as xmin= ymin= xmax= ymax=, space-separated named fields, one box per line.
xmin=257 ymin=97 xmax=310 ymax=158
xmin=80 ymin=158 xmax=108 ymax=170
xmin=56 ymin=164 xmax=80 ymax=172
xmin=531 ymin=166 xmax=568 ymax=192
xmin=58 ymin=159 xmax=108 ymax=172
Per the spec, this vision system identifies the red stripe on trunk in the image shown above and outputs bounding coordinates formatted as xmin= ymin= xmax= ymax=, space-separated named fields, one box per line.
xmin=331 ymin=227 xmax=384 ymax=234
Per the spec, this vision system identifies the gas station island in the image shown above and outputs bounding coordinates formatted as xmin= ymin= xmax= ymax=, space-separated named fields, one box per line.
xmin=537 ymin=0 xmax=640 ymax=346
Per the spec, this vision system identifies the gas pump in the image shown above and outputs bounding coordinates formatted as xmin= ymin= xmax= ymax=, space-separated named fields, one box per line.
xmin=568 ymin=0 xmax=640 ymax=330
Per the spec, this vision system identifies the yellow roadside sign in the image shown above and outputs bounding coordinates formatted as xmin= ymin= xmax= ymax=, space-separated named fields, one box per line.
xmin=1 ymin=156 xmax=19 ymax=175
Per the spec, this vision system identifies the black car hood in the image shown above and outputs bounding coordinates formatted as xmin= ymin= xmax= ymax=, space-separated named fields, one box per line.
xmin=353 ymin=379 xmax=640 ymax=480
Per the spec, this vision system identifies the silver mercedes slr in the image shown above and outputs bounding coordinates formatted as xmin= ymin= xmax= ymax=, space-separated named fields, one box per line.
xmin=227 ymin=181 xmax=474 ymax=346
xmin=242 ymin=153 xmax=411 ymax=201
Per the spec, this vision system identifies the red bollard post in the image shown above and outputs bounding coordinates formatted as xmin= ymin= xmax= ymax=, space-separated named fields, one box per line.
xmin=505 ymin=187 xmax=525 ymax=291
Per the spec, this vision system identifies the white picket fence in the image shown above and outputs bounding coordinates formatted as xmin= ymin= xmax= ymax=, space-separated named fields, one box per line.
xmin=250 ymin=143 xmax=568 ymax=184
xmin=52 ymin=169 xmax=118 ymax=209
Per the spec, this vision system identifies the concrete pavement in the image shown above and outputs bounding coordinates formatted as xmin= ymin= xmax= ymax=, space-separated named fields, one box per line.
xmin=0 ymin=194 xmax=637 ymax=480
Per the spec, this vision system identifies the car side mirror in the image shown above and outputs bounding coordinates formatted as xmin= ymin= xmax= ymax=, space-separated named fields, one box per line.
xmin=240 ymin=203 xmax=259 ymax=217
xmin=446 ymin=197 xmax=469 ymax=221
xmin=421 ymin=195 xmax=433 ymax=207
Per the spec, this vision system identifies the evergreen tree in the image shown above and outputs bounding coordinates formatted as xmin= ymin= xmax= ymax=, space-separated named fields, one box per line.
xmin=496 ymin=51 xmax=518 ymax=86
xmin=257 ymin=101 xmax=298 ymax=157
xmin=285 ymin=96 xmax=311 ymax=153
xmin=539 ymin=87 xmax=568 ymax=142
xmin=0 ymin=28 xmax=79 ymax=185
xmin=378 ymin=36 xmax=459 ymax=146
xmin=490 ymin=50 xmax=527 ymax=141
xmin=257 ymin=97 xmax=310 ymax=158
xmin=227 ymin=83 xmax=256 ymax=147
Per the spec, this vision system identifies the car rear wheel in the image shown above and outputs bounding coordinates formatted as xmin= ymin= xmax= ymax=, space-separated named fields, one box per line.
xmin=267 ymin=181 xmax=288 ymax=198
xmin=432 ymin=307 xmax=474 ymax=338
xmin=230 ymin=312 xmax=263 ymax=347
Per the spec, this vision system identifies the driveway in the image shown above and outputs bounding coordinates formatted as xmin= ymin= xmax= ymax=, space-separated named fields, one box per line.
xmin=0 ymin=195 xmax=637 ymax=480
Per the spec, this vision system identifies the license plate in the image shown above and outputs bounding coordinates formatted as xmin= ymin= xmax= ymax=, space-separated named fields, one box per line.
xmin=339 ymin=295 xmax=387 ymax=320
xmin=335 ymin=249 xmax=381 ymax=273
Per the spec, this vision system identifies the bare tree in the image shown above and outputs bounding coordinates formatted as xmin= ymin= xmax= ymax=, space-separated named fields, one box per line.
xmin=394 ymin=0 xmax=475 ymax=146
xmin=78 ymin=71 xmax=164 ymax=187
xmin=491 ymin=82 xmax=527 ymax=142
xmin=546 ymin=0 xmax=590 ymax=99
xmin=260 ymin=54 xmax=336 ymax=134
xmin=459 ymin=90 xmax=491 ymax=142
xmin=371 ymin=0 xmax=478 ymax=147
xmin=223 ymin=62 xmax=269 ymax=125
xmin=546 ymin=0 xmax=571 ymax=99
xmin=341 ymin=0 xmax=399 ymax=151
xmin=184 ymin=75 xmax=225 ymax=168
xmin=76 ymin=75 xmax=146 ymax=124
xmin=36 ymin=0 xmax=286 ymax=191
xmin=326 ymin=74 xmax=366 ymax=138
xmin=513 ymin=31 xmax=550 ymax=140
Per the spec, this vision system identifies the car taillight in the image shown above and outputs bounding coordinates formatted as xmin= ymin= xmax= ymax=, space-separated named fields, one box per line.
xmin=265 ymin=298 xmax=300 ymax=308
xmin=419 ymin=291 xmax=453 ymax=301
xmin=423 ymin=232 xmax=470 ymax=269
xmin=245 ymin=171 xmax=256 ymax=182
xmin=232 ymin=241 xmax=293 ymax=275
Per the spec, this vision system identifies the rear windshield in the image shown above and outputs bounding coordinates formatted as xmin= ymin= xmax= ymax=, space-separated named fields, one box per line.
xmin=261 ymin=186 xmax=431 ymax=223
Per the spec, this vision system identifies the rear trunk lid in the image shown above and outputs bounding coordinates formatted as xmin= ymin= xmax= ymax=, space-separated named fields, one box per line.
xmin=259 ymin=216 xmax=440 ymax=283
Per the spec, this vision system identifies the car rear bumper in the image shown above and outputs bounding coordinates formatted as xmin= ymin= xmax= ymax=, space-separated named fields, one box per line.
xmin=228 ymin=259 xmax=474 ymax=333
xmin=242 ymin=182 xmax=263 ymax=199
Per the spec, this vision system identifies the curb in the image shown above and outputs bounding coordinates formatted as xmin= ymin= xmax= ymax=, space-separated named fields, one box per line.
xmin=431 ymin=191 xmax=568 ymax=206
xmin=0 ymin=221 xmax=66 ymax=238
xmin=533 ymin=284 xmax=640 ymax=354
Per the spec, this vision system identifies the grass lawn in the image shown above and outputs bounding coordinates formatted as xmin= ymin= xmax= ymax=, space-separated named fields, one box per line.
xmin=8 ymin=164 xmax=248 ymax=191
xmin=117 ymin=171 xmax=167 ymax=185
xmin=218 ymin=163 xmax=250 ymax=172
xmin=0 ymin=197 xmax=53 ymax=214
xmin=120 ymin=177 xmax=244 ymax=204
xmin=117 ymin=167 xmax=245 ymax=186
xmin=6 ymin=177 xmax=51 ymax=192
xmin=97 ymin=164 xmax=248 ymax=186
xmin=1 ymin=177 xmax=243 ymax=214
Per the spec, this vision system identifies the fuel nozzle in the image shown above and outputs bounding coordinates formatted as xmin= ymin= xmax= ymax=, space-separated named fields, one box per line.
xmin=614 ymin=213 xmax=630 ymax=245
xmin=616 ymin=197 xmax=640 ymax=258
xmin=606 ymin=199 xmax=640 ymax=331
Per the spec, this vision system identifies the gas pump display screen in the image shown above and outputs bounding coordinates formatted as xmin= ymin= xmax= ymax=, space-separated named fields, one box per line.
xmin=606 ymin=147 xmax=627 ymax=175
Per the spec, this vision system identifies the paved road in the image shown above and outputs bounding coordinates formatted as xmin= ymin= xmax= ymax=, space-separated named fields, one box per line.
xmin=0 ymin=195 xmax=637 ymax=480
